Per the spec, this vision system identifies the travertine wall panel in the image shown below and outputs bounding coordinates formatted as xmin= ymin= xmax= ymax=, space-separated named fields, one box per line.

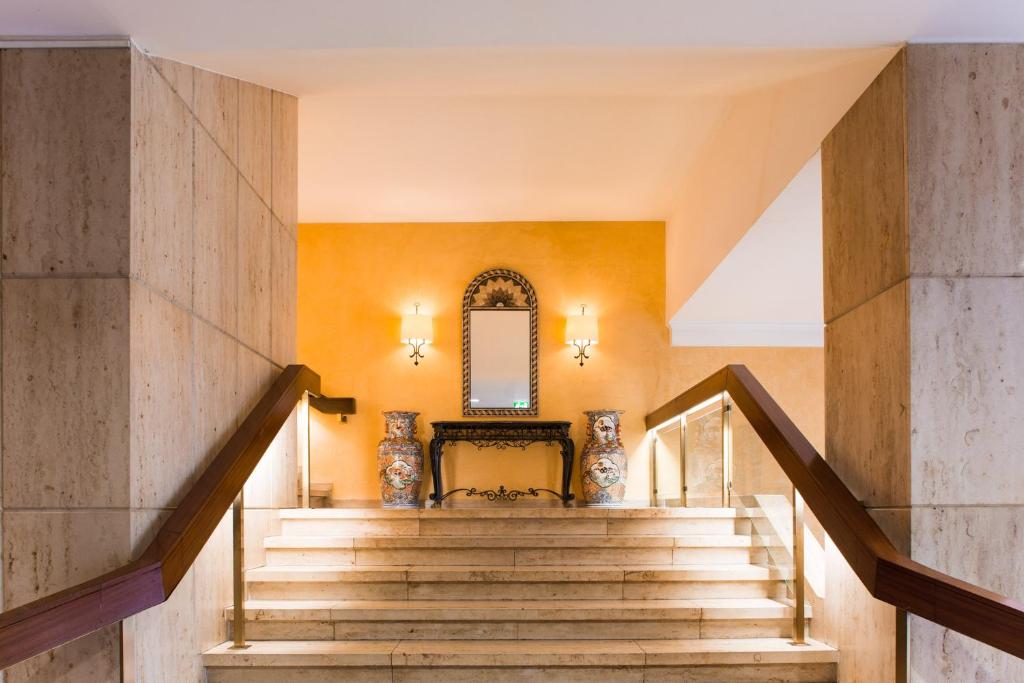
xmin=903 ymin=43 xmax=1024 ymax=679
xmin=821 ymin=539 xmax=900 ymax=683
xmin=130 ymin=283 xmax=194 ymax=509
xmin=3 ymin=510 xmax=130 ymax=683
xmin=131 ymin=50 xmax=194 ymax=307
xmin=824 ymin=282 xmax=910 ymax=508
xmin=130 ymin=48 xmax=298 ymax=681
xmin=907 ymin=44 xmax=1024 ymax=277
xmin=821 ymin=51 xmax=908 ymax=322
xmin=909 ymin=505 xmax=1024 ymax=680
xmin=0 ymin=48 xmax=130 ymax=276
xmin=271 ymin=90 xmax=299 ymax=228
xmin=270 ymin=216 xmax=298 ymax=365
xmin=194 ymin=126 xmax=240 ymax=333
xmin=2 ymin=510 xmax=131 ymax=608
xmin=194 ymin=68 xmax=239 ymax=165
xmin=238 ymin=181 xmax=273 ymax=356
xmin=128 ymin=568 xmax=203 ymax=683
xmin=912 ymin=506 xmax=1023 ymax=598
xmin=194 ymin=515 xmax=233 ymax=653
xmin=193 ymin=319 xmax=240 ymax=472
xmin=820 ymin=49 xmax=908 ymax=681
xmin=151 ymin=55 xmax=193 ymax=108
xmin=0 ymin=45 xmax=298 ymax=681
xmin=824 ymin=43 xmax=1024 ymax=680
xmin=5 ymin=626 xmax=120 ymax=683
xmin=239 ymin=81 xmax=273 ymax=202
xmin=909 ymin=277 xmax=1024 ymax=506
xmin=2 ymin=278 xmax=131 ymax=508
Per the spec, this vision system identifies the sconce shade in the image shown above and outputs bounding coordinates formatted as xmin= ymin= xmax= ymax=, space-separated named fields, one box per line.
xmin=401 ymin=311 xmax=433 ymax=344
xmin=565 ymin=311 xmax=598 ymax=344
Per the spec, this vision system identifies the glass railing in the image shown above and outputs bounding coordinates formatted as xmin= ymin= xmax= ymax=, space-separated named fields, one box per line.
xmin=649 ymin=390 xmax=810 ymax=643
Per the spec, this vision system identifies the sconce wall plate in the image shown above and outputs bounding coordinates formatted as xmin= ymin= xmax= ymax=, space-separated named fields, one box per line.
xmin=565 ymin=304 xmax=599 ymax=367
xmin=401 ymin=303 xmax=433 ymax=366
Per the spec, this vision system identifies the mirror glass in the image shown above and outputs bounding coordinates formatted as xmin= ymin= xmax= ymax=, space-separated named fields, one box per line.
xmin=469 ymin=310 xmax=531 ymax=409
xmin=462 ymin=269 xmax=538 ymax=416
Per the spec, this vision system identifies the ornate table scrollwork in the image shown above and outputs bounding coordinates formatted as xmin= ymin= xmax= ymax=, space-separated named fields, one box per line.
xmin=428 ymin=421 xmax=575 ymax=507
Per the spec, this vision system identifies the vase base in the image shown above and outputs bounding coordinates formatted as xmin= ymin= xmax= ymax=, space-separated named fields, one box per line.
xmin=381 ymin=502 xmax=420 ymax=509
xmin=584 ymin=501 xmax=624 ymax=508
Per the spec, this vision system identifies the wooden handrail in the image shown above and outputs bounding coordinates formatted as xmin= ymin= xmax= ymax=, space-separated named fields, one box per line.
xmin=646 ymin=365 xmax=1024 ymax=660
xmin=0 ymin=364 xmax=321 ymax=670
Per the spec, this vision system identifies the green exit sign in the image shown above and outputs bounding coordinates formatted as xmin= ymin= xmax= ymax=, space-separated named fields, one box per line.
xmin=513 ymin=401 xmax=530 ymax=408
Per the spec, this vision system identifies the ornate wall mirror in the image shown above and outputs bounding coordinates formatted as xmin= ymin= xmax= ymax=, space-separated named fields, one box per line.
xmin=462 ymin=268 xmax=538 ymax=416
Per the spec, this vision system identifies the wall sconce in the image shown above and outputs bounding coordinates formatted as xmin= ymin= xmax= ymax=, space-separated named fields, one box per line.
xmin=565 ymin=304 xmax=598 ymax=366
xmin=400 ymin=303 xmax=433 ymax=366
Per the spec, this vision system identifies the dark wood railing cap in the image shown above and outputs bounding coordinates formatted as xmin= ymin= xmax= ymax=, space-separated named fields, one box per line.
xmin=646 ymin=364 xmax=1024 ymax=660
xmin=0 ymin=364 xmax=321 ymax=670
xmin=3 ymin=363 xmax=1021 ymax=667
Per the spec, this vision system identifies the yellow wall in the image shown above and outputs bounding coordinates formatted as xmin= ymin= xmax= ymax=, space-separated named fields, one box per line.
xmin=298 ymin=221 xmax=824 ymax=504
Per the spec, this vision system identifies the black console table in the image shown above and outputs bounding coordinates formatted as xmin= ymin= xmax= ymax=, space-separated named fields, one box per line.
xmin=428 ymin=421 xmax=575 ymax=506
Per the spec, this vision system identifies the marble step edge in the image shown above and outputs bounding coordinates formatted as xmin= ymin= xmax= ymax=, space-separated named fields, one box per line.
xmin=225 ymin=598 xmax=813 ymax=621
xmin=279 ymin=507 xmax=746 ymax=520
xmin=202 ymin=637 xmax=837 ymax=668
xmin=244 ymin=564 xmax=785 ymax=583
xmin=264 ymin=534 xmax=759 ymax=550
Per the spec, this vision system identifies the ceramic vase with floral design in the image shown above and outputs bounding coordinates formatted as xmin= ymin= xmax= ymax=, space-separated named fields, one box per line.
xmin=377 ymin=411 xmax=423 ymax=508
xmin=580 ymin=409 xmax=627 ymax=506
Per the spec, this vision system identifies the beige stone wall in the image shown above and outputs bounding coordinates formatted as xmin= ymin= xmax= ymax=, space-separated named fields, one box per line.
xmin=903 ymin=43 xmax=1024 ymax=681
xmin=820 ymin=51 xmax=908 ymax=683
xmin=823 ymin=45 xmax=1024 ymax=681
xmin=0 ymin=47 xmax=297 ymax=682
xmin=0 ymin=47 xmax=133 ymax=683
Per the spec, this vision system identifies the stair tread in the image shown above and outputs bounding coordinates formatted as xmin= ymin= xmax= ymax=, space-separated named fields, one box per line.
xmin=265 ymin=534 xmax=756 ymax=549
xmin=640 ymin=637 xmax=837 ymax=665
xmin=212 ymin=507 xmax=831 ymax=672
xmin=280 ymin=507 xmax=744 ymax=520
xmin=203 ymin=637 xmax=836 ymax=667
xmin=229 ymin=597 xmax=807 ymax=620
xmin=247 ymin=563 xmax=781 ymax=582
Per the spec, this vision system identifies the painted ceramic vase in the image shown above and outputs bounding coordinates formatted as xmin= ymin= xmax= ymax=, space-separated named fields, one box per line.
xmin=377 ymin=411 xmax=423 ymax=508
xmin=580 ymin=409 xmax=627 ymax=506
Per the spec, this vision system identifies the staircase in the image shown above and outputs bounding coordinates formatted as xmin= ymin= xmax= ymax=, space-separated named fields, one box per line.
xmin=297 ymin=481 xmax=334 ymax=508
xmin=202 ymin=507 xmax=837 ymax=682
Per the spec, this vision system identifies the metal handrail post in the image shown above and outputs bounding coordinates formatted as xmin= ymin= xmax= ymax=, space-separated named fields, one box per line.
xmin=230 ymin=491 xmax=249 ymax=649
xmin=678 ymin=415 xmax=687 ymax=507
xmin=792 ymin=487 xmax=807 ymax=644
xmin=300 ymin=391 xmax=311 ymax=508
xmin=721 ymin=395 xmax=732 ymax=508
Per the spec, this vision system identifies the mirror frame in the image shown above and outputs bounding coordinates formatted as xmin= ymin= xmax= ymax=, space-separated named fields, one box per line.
xmin=462 ymin=268 xmax=539 ymax=416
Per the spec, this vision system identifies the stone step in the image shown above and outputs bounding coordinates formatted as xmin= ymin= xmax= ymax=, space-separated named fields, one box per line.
xmin=227 ymin=598 xmax=811 ymax=640
xmin=245 ymin=565 xmax=784 ymax=601
xmin=278 ymin=507 xmax=745 ymax=538
xmin=203 ymin=638 xmax=838 ymax=682
xmin=263 ymin=534 xmax=760 ymax=566
xmin=310 ymin=483 xmax=333 ymax=497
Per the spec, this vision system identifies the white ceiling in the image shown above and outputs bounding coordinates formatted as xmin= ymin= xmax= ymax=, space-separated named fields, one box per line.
xmin=292 ymin=47 xmax=880 ymax=222
xmin=4 ymin=0 xmax=1019 ymax=332
xmin=5 ymin=1 xmax=1020 ymax=223
xmin=670 ymin=152 xmax=824 ymax=347
xmin=5 ymin=0 xmax=1024 ymax=53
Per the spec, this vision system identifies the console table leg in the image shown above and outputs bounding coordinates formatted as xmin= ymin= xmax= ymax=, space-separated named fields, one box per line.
xmin=560 ymin=438 xmax=576 ymax=505
xmin=429 ymin=439 xmax=443 ymax=508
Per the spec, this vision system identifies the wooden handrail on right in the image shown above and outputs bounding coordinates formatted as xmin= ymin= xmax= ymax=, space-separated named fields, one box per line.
xmin=646 ymin=365 xmax=1024 ymax=660
xmin=0 ymin=364 xmax=321 ymax=671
